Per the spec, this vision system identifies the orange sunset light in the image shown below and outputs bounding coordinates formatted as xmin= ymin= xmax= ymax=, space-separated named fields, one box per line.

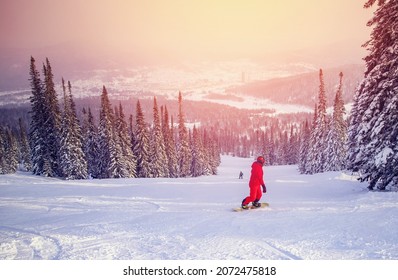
xmin=0 ymin=0 xmax=373 ymax=62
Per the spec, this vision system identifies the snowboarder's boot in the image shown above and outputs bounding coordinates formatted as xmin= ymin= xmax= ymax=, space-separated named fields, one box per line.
xmin=252 ymin=200 xmax=261 ymax=208
xmin=241 ymin=198 xmax=249 ymax=209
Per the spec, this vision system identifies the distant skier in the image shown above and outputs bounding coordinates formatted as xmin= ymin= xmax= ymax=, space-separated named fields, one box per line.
xmin=239 ymin=171 xmax=243 ymax=179
xmin=241 ymin=156 xmax=267 ymax=209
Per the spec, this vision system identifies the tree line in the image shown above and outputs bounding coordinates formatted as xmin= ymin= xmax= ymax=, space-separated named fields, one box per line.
xmin=298 ymin=69 xmax=347 ymax=174
xmin=299 ymin=0 xmax=398 ymax=191
xmin=0 ymin=57 xmax=221 ymax=178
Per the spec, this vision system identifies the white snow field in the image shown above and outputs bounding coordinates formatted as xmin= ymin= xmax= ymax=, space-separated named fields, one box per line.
xmin=0 ymin=155 xmax=397 ymax=260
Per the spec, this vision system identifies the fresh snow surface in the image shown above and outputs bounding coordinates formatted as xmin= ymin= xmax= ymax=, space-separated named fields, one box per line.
xmin=1 ymin=156 xmax=398 ymax=260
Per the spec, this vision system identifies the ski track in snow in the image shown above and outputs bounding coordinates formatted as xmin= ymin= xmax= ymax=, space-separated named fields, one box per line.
xmin=1 ymin=156 xmax=398 ymax=260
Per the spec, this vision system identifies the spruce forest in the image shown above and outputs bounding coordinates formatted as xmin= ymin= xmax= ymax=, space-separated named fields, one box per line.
xmin=0 ymin=0 xmax=397 ymax=191
xmin=11 ymin=57 xmax=221 ymax=180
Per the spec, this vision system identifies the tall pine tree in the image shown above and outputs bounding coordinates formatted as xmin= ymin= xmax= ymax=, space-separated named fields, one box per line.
xmin=312 ymin=69 xmax=328 ymax=173
xmin=177 ymin=92 xmax=191 ymax=177
xmin=82 ymin=107 xmax=100 ymax=178
xmin=298 ymin=120 xmax=311 ymax=173
xmin=28 ymin=56 xmax=46 ymax=175
xmin=18 ymin=118 xmax=32 ymax=172
xmin=191 ymin=125 xmax=205 ymax=177
xmin=115 ymin=103 xmax=137 ymax=177
xmin=163 ymin=108 xmax=178 ymax=178
xmin=109 ymin=105 xmax=129 ymax=178
xmin=133 ymin=100 xmax=151 ymax=178
xmin=305 ymin=70 xmax=328 ymax=174
xmin=0 ymin=126 xmax=18 ymax=174
xmin=325 ymin=72 xmax=347 ymax=171
xmin=42 ymin=58 xmax=62 ymax=176
xmin=149 ymin=97 xmax=168 ymax=177
xmin=59 ymin=80 xmax=88 ymax=179
xmin=348 ymin=0 xmax=398 ymax=190
xmin=28 ymin=57 xmax=61 ymax=177
xmin=97 ymin=86 xmax=117 ymax=178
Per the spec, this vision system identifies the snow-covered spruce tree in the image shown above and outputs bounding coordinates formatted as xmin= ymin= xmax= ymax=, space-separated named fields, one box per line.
xmin=59 ymin=80 xmax=88 ymax=179
xmin=68 ymin=81 xmax=88 ymax=179
xmin=108 ymin=105 xmax=129 ymax=178
xmin=348 ymin=0 xmax=398 ymax=190
xmin=199 ymin=130 xmax=218 ymax=174
xmin=58 ymin=79 xmax=71 ymax=178
xmin=9 ymin=129 xmax=19 ymax=173
xmin=133 ymin=100 xmax=151 ymax=178
xmin=347 ymin=82 xmax=362 ymax=172
xmin=28 ymin=57 xmax=61 ymax=177
xmin=97 ymin=86 xmax=117 ymax=178
xmin=42 ymin=58 xmax=62 ymax=176
xmin=177 ymin=92 xmax=192 ymax=177
xmin=208 ymin=127 xmax=221 ymax=174
xmin=148 ymin=97 xmax=168 ymax=177
xmin=213 ymin=129 xmax=221 ymax=171
xmin=98 ymin=86 xmax=130 ymax=178
xmin=325 ymin=72 xmax=347 ymax=172
xmin=287 ymin=125 xmax=299 ymax=165
xmin=276 ymin=130 xmax=288 ymax=165
xmin=82 ymin=107 xmax=100 ymax=178
xmin=162 ymin=106 xmax=178 ymax=178
xmin=191 ymin=125 xmax=205 ymax=177
xmin=306 ymin=69 xmax=328 ymax=174
xmin=304 ymin=104 xmax=317 ymax=173
xmin=18 ymin=118 xmax=32 ymax=172
xmin=298 ymin=120 xmax=310 ymax=173
xmin=28 ymin=57 xmax=46 ymax=175
xmin=200 ymin=128 xmax=212 ymax=176
xmin=115 ymin=103 xmax=137 ymax=178
xmin=0 ymin=126 xmax=18 ymax=174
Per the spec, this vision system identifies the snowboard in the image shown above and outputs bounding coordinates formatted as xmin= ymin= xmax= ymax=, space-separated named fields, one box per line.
xmin=233 ymin=202 xmax=269 ymax=212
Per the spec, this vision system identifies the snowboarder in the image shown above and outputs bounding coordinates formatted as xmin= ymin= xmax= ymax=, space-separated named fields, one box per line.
xmin=239 ymin=171 xmax=243 ymax=179
xmin=241 ymin=156 xmax=267 ymax=209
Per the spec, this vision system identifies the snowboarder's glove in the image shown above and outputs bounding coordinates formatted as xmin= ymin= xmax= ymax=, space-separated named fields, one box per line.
xmin=262 ymin=184 xmax=267 ymax=193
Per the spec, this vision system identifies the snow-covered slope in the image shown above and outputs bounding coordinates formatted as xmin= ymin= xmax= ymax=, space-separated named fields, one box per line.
xmin=0 ymin=156 xmax=397 ymax=260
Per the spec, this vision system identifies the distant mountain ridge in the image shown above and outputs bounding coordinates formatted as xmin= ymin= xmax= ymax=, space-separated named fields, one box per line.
xmin=0 ymin=43 xmax=365 ymax=111
xmin=226 ymin=64 xmax=364 ymax=108
xmin=0 ymin=63 xmax=364 ymax=113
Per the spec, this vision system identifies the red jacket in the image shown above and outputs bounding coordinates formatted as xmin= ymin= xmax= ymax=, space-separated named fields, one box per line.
xmin=249 ymin=161 xmax=265 ymax=188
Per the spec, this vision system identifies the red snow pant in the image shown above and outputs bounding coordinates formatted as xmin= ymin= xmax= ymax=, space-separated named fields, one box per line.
xmin=243 ymin=184 xmax=262 ymax=205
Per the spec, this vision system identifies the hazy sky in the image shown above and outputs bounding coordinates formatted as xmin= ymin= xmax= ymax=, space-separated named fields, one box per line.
xmin=1 ymin=0 xmax=375 ymax=62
